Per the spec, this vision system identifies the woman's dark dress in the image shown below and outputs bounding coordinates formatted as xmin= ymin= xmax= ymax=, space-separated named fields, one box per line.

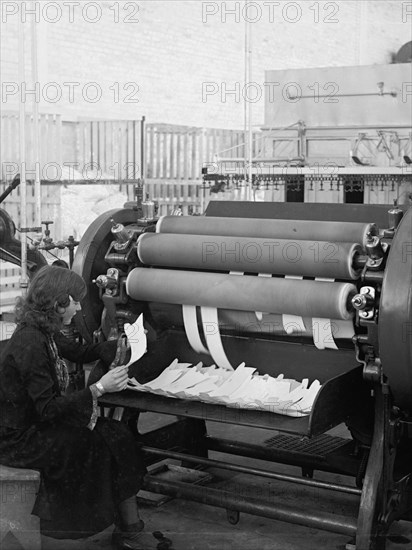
xmin=0 ymin=323 xmax=146 ymax=539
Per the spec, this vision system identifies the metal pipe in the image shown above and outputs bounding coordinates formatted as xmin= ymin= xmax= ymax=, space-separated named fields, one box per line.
xmin=31 ymin=2 xmax=41 ymax=228
xmin=142 ymin=477 xmax=357 ymax=536
xmin=141 ymin=446 xmax=361 ymax=496
xmin=260 ymin=125 xmax=412 ymax=131
xmin=243 ymin=8 xmax=253 ymax=199
xmin=141 ymin=116 xmax=145 ymax=181
xmin=286 ymin=92 xmax=397 ymax=101
xmin=18 ymin=13 xmax=28 ymax=288
xmin=0 ymin=175 xmax=21 ymax=205
xmin=247 ymin=18 xmax=253 ymax=200
xmin=243 ymin=10 xmax=247 ymax=178
xmin=216 ymin=157 xmax=304 ymax=163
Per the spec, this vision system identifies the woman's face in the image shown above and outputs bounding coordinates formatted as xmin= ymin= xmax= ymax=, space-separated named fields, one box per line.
xmin=62 ymin=296 xmax=81 ymax=325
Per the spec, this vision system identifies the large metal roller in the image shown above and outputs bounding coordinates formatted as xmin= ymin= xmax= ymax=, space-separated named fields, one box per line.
xmin=138 ymin=233 xmax=363 ymax=280
xmin=157 ymin=215 xmax=377 ymax=246
xmin=126 ymin=268 xmax=357 ymax=320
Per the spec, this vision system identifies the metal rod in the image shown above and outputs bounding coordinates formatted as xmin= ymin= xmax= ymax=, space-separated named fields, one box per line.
xmin=352 ymin=254 xmax=368 ymax=270
xmin=0 ymin=175 xmax=21 ymax=205
xmin=141 ymin=446 xmax=361 ymax=496
xmin=18 ymin=13 xmax=28 ymax=288
xmin=31 ymin=1 xmax=41 ymax=228
xmin=141 ymin=116 xmax=145 ymax=181
xmin=287 ymin=92 xmax=397 ymax=100
xmin=142 ymin=477 xmax=357 ymax=536
xmin=243 ymin=7 xmax=252 ymax=199
xmin=216 ymin=157 xmax=304 ymax=163
xmin=247 ymin=17 xmax=253 ymax=200
xmin=243 ymin=9 xmax=247 ymax=177
xmin=260 ymin=124 xmax=412 ymax=131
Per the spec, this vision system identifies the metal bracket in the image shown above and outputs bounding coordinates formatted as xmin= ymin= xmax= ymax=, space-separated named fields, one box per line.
xmin=351 ymin=130 xmax=401 ymax=165
xmin=363 ymin=358 xmax=382 ymax=384
xmin=351 ymin=133 xmax=372 ymax=166
xmin=402 ymin=132 xmax=412 ymax=164
xmin=376 ymin=130 xmax=397 ymax=160
xmin=352 ymin=286 xmax=376 ymax=320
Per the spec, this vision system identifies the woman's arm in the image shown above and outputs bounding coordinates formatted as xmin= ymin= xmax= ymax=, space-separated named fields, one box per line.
xmin=23 ymin=340 xmax=94 ymax=426
xmin=53 ymin=332 xmax=118 ymax=366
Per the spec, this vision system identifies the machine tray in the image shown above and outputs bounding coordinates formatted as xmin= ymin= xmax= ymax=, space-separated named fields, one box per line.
xmin=100 ymin=365 xmax=364 ymax=437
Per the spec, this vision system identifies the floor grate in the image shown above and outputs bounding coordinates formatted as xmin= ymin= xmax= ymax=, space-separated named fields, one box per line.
xmin=264 ymin=433 xmax=350 ymax=457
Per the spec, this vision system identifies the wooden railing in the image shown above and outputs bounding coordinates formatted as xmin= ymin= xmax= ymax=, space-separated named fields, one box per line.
xmin=0 ymin=112 xmax=62 ymax=180
xmin=144 ymin=123 xmax=261 ymax=214
xmin=145 ymin=123 xmax=255 ymax=179
xmin=71 ymin=119 xmax=143 ymax=183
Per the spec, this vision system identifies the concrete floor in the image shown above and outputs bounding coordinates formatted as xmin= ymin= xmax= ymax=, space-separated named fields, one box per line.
xmin=39 ymin=418 xmax=412 ymax=550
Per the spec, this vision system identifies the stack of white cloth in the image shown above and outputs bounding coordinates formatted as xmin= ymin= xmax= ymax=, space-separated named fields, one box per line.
xmin=127 ymin=360 xmax=321 ymax=417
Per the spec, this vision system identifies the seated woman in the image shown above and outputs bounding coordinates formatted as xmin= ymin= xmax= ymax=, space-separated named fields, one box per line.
xmin=0 ymin=265 xmax=168 ymax=550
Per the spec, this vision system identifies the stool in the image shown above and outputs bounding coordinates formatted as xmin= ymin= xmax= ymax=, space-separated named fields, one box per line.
xmin=0 ymin=465 xmax=41 ymax=550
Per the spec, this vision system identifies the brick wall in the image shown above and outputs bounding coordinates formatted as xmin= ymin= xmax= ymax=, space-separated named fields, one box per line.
xmin=0 ymin=0 xmax=411 ymax=129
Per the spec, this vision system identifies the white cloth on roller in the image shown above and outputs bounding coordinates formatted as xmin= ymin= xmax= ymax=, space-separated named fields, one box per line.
xmin=312 ymin=278 xmax=338 ymax=350
xmin=182 ymin=305 xmax=210 ymax=355
xmin=201 ymin=306 xmax=234 ymax=371
xmin=256 ymin=273 xmax=272 ymax=321
xmin=312 ymin=318 xmax=338 ymax=350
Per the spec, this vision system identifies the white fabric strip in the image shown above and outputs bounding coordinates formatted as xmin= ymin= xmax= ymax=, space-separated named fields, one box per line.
xmin=282 ymin=276 xmax=306 ymax=335
xmin=312 ymin=277 xmax=338 ymax=350
xmin=123 ymin=314 xmax=147 ymax=367
xmin=312 ymin=318 xmax=339 ymax=350
xmin=182 ymin=305 xmax=210 ymax=355
xmin=256 ymin=273 xmax=272 ymax=321
xmin=201 ymin=306 xmax=234 ymax=371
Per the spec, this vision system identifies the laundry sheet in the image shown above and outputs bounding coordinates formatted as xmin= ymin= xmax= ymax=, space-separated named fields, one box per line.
xmin=127 ymin=360 xmax=322 ymax=417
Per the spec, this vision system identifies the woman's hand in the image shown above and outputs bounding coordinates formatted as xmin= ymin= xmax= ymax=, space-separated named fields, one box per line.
xmin=98 ymin=365 xmax=129 ymax=393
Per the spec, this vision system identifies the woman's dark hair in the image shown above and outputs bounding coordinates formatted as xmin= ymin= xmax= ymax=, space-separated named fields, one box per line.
xmin=15 ymin=265 xmax=87 ymax=333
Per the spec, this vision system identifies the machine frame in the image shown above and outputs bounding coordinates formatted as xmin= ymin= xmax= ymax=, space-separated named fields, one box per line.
xmin=72 ymin=201 xmax=412 ymax=550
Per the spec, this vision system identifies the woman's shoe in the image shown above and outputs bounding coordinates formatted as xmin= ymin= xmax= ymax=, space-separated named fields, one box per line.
xmin=152 ymin=531 xmax=173 ymax=549
xmin=112 ymin=521 xmax=166 ymax=550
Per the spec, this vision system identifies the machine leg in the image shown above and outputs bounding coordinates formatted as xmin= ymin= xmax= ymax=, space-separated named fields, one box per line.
xmin=356 ymin=385 xmax=389 ymax=550
xmin=181 ymin=418 xmax=208 ymax=465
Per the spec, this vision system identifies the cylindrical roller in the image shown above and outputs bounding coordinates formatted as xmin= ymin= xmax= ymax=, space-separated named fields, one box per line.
xmin=126 ymin=268 xmax=356 ymax=320
xmin=156 ymin=216 xmax=377 ymax=247
xmin=146 ymin=303 xmax=354 ymax=341
xmin=138 ymin=233 xmax=363 ymax=280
